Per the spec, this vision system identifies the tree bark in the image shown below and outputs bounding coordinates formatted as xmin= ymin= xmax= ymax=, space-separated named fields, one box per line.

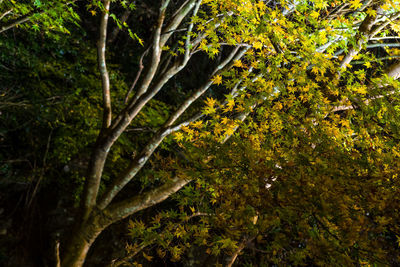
xmin=61 ymin=209 xmax=112 ymax=267
xmin=61 ymin=176 xmax=190 ymax=266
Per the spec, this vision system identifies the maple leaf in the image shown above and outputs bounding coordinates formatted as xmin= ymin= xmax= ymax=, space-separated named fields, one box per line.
xmin=221 ymin=117 xmax=229 ymax=125
xmin=233 ymin=60 xmax=243 ymax=68
xmin=315 ymin=0 xmax=328 ymax=9
xmin=224 ymin=99 xmax=235 ymax=112
xmin=365 ymin=8 xmax=377 ymax=17
xmin=191 ymin=120 xmax=203 ymax=128
xmin=354 ymin=84 xmax=367 ymax=94
xmin=253 ymin=41 xmax=263 ymax=50
xmin=310 ymin=10 xmax=319 ymax=19
xmin=349 ymin=0 xmax=362 ymax=9
xmin=211 ymin=75 xmax=222 ymax=85
xmin=174 ymin=132 xmax=184 ymax=141
xmin=364 ymin=61 xmax=372 ymax=68
xmin=142 ymin=252 xmax=153 ymax=262
xmin=205 ymin=97 xmax=217 ymax=107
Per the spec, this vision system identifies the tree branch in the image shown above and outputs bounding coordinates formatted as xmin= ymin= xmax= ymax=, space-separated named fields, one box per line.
xmin=98 ymin=0 xmax=112 ymax=130
xmin=98 ymin=46 xmax=247 ymax=208
xmin=0 ymin=15 xmax=30 ymax=34
xmin=104 ymin=176 xmax=191 ymax=223
xmin=338 ymin=5 xmax=383 ymax=69
xmin=129 ymin=0 xmax=171 ymax=106
xmin=226 ymin=236 xmax=255 ymax=267
xmin=331 ymin=60 xmax=400 ymax=112
xmin=108 ymin=9 xmax=131 ymax=43
xmin=369 ymin=11 xmax=400 ymax=38
xmin=159 ymin=0 xmax=197 ymax=48
xmin=0 ymin=9 xmax=12 ymax=21
xmin=384 ymin=60 xmax=400 ymax=80
xmin=79 ymin=0 xmax=113 ymax=221
xmin=124 ymin=47 xmax=149 ymax=104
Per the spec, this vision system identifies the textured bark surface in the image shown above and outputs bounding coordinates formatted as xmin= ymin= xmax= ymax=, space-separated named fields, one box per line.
xmin=61 ymin=177 xmax=190 ymax=266
xmin=61 ymin=209 xmax=112 ymax=267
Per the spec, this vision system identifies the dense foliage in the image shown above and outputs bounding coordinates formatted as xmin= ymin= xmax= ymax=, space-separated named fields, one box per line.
xmin=1 ymin=0 xmax=400 ymax=266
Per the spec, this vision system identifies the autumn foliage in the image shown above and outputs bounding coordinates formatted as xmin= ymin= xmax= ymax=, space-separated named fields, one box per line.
xmin=1 ymin=0 xmax=400 ymax=266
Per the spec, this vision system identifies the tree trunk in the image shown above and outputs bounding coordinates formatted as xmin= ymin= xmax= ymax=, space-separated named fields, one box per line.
xmin=60 ymin=176 xmax=190 ymax=266
xmin=61 ymin=209 xmax=112 ymax=267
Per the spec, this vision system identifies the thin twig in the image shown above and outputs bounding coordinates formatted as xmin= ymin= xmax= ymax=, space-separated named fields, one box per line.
xmin=27 ymin=129 xmax=53 ymax=208
xmin=0 ymin=9 xmax=12 ymax=21
xmin=124 ymin=48 xmax=149 ymax=104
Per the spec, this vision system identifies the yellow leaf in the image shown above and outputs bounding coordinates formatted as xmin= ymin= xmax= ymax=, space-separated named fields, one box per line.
xmin=349 ymin=0 xmax=362 ymax=9
xmin=233 ymin=60 xmax=243 ymax=68
xmin=380 ymin=3 xmax=391 ymax=10
xmin=274 ymin=102 xmax=283 ymax=110
xmin=142 ymin=252 xmax=153 ymax=262
xmin=391 ymin=23 xmax=400 ymax=33
xmin=315 ymin=0 xmax=328 ymax=9
xmin=174 ymin=132 xmax=184 ymax=141
xmin=90 ymin=10 xmax=96 ymax=16
xmin=211 ymin=75 xmax=222 ymax=85
xmin=354 ymin=84 xmax=367 ymax=94
xmin=235 ymin=105 xmax=245 ymax=112
xmin=191 ymin=120 xmax=203 ymax=128
xmin=364 ymin=61 xmax=372 ymax=68
xmin=224 ymin=99 xmax=235 ymax=112
xmin=253 ymin=41 xmax=263 ymax=50
xmin=365 ymin=8 xmax=377 ymax=17
xmin=205 ymin=97 xmax=217 ymax=107
xmin=310 ymin=10 xmax=319 ymax=19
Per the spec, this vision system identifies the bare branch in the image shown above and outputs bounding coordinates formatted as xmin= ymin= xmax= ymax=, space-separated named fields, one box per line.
xmin=159 ymin=0 xmax=197 ymax=48
xmin=98 ymin=0 xmax=112 ymax=130
xmin=385 ymin=60 xmax=400 ymax=80
xmin=164 ymin=46 xmax=245 ymax=126
xmin=129 ymin=0 xmax=171 ymax=105
xmin=98 ymin=46 xmax=248 ymax=208
xmin=0 ymin=15 xmax=30 ymax=34
xmin=26 ymin=129 xmax=53 ymax=208
xmin=366 ymin=43 xmax=400 ymax=49
xmin=79 ymin=0 xmax=113 ymax=220
xmin=370 ymin=12 xmax=400 ymax=37
xmin=226 ymin=236 xmax=256 ymax=267
xmin=184 ymin=0 xmax=202 ymax=61
xmin=108 ymin=9 xmax=131 ymax=43
xmin=104 ymin=176 xmax=191 ymax=223
xmin=339 ymin=5 xmax=383 ymax=69
xmin=124 ymin=48 xmax=149 ymax=104
xmin=351 ymin=55 xmax=400 ymax=65
xmin=0 ymin=9 xmax=12 ymax=21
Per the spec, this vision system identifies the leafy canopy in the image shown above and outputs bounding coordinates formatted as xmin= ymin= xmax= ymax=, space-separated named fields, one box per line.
xmin=125 ymin=0 xmax=400 ymax=266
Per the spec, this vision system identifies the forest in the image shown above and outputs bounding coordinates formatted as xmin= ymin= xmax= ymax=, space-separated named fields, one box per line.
xmin=1 ymin=0 xmax=400 ymax=266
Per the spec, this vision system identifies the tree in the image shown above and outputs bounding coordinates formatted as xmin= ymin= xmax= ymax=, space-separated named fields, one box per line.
xmin=62 ymin=0 xmax=400 ymax=265
xmin=116 ymin=0 xmax=400 ymax=265
xmin=61 ymin=0 xmax=255 ymax=265
xmin=1 ymin=0 xmax=400 ymax=266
